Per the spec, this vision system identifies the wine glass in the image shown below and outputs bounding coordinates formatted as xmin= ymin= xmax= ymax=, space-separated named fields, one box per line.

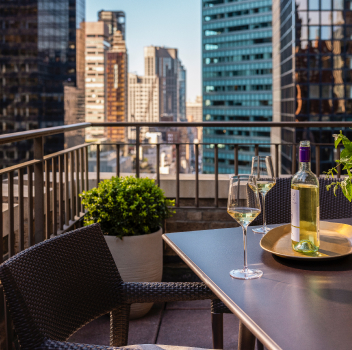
xmin=251 ymin=156 xmax=276 ymax=234
xmin=227 ymin=175 xmax=263 ymax=280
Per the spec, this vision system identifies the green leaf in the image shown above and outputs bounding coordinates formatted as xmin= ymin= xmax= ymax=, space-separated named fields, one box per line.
xmin=80 ymin=175 xmax=174 ymax=237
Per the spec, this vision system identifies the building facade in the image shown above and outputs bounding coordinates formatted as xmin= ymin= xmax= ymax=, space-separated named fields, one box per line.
xmin=202 ymin=0 xmax=273 ymax=174
xmin=187 ymin=95 xmax=203 ymax=146
xmin=128 ymin=73 xmax=159 ymax=140
xmin=144 ymin=46 xmax=185 ymax=122
xmin=273 ymin=0 xmax=352 ymax=174
xmin=178 ymin=61 xmax=187 ymax=121
xmin=84 ymin=22 xmax=109 ymax=141
xmin=98 ymin=10 xmax=126 ymax=41
xmin=187 ymin=96 xmax=203 ymax=123
xmin=0 ymin=0 xmax=85 ymax=167
xmin=106 ymin=30 xmax=128 ymax=142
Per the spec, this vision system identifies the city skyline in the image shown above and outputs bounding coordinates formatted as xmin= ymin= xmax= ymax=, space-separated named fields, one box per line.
xmin=86 ymin=0 xmax=201 ymax=101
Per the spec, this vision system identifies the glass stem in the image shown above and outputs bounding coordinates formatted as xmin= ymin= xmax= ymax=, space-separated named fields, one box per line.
xmin=262 ymin=194 xmax=266 ymax=229
xmin=243 ymin=226 xmax=248 ymax=272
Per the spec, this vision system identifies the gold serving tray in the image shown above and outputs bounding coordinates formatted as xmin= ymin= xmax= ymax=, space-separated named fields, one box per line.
xmin=260 ymin=221 xmax=352 ymax=260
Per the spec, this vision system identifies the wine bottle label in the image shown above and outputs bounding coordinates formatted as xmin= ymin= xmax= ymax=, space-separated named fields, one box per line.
xmin=291 ymin=189 xmax=300 ymax=241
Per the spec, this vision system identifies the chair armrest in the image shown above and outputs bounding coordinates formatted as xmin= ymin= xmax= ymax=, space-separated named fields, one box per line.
xmin=42 ymin=339 xmax=123 ymax=349
xmin=211 ymin=299 xmax=232 ymax=314
xmin=123 ymin=282 xmax=216 ymax=304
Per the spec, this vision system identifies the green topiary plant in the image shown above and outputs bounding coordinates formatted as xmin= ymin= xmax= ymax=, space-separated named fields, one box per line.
xmin=326 ymin=130 xmax=352 ymax=201
xmin=80 ymin=176 xmax=175 ymax=238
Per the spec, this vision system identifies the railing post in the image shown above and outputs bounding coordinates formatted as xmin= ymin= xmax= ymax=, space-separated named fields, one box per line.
xmin=34 ymin=136 xmax=44 ymax=244
xmin=116 ymin=144 xmax=120 ymax=177
xmin=176 ymin=143 xmax=180 ymax=207
xmin=85 ymin=146 xmax=89 ymax=191
xmin=316 ymin=145 xmax=320 ymax=178
xmin=45 ymin=160 xmax=50 ymax=239
xmin=64 ymin=153 xmax=69 ymax=227
xmin=18 ymin=168 xmax=24 ymax=250
xmin=136 ymin=127 xmax=140 ymax=178
xmin=292 ymin=144 xmax=297 ymax=175
xmin=8 ymin=172 xmax=14 ymax=257
xmin=275 ymin=144 xmax=279 ymax=178
xmin=58 ymin=156 xmax=64 ymax=231
xmin=80 ymin=148 xmax=84 ymax=214
xmin=53 ymin=157 xmax=58 ymax=234
xmin=214 ymin=144 xmax=218 ymax=207
xmin=195 ymin=144 xmax=199 ymax=207
xmin=96 ymin=144 xmax=100 ymax=186
xmin=156 ymin=143 xmax=160 ymax=186
xmin=70 ymin=152 xmax=75 ymax=221
xmin=234 ymin=144 xmax=239 ymax=175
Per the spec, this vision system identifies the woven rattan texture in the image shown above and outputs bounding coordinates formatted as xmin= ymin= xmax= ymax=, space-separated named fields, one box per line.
xmin=0 ymin=224 xmax=217 ymax=350
xmin=123 ymin=282 xmax=215 ymax=303
xmin=319 ymin=178 xmax=352 ymax=220
xmin=251 ymin=177 xmax=352 ymax=226
xmin=211 ymin=299 xmax=231 ymax=314
xmin=0 ymin=224 xmax=124 ymax=348
xmin=251 ymin=177 xmax=292 ymax=226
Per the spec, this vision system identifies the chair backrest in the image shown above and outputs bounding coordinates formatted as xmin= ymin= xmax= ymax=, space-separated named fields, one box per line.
xmin=0 ymin=224 xmax=124 ymax=349
xmin=320 ymin=178 xmax=352 ymax=220
xmin=250 ymin=177 xmax=352 ymax=226
xmin=251 ymin=177 xmax=292 ymax=226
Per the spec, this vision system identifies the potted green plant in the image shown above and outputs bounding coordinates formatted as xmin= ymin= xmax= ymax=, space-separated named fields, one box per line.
xmin=326 ymin=131 xmax=352 ymax=201
xmin=80 ymin=176 xmax=174 ymax=318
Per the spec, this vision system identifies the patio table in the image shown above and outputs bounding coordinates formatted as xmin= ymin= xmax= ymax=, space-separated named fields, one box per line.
xmin=163 ymin=218 xmax=352 ymax=350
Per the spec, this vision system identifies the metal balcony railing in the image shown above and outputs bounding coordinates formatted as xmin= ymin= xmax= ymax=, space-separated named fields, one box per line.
xmin=0 ymin=121 xmax=352 ymax=349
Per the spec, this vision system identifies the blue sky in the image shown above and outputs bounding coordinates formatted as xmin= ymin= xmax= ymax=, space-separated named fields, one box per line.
xmin=86 ymin=0 xmax=202 ymax=101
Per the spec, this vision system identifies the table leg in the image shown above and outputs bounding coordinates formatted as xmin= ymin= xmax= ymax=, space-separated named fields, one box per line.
xmin=211 ymin=313 xmax=224 ymax=349
xmin=238 ymin=321 xmax=255 ymax=350
xmin=257 ymin=338 xmax=264 ymax=350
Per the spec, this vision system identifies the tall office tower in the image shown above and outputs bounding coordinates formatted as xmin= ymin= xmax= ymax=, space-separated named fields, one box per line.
xmin=202 ymin=0 xmax=273 ymax=174
xmin=85 ymin=22 xmax=109 ymax=141
xmin=178 ymin=61 xmax=187 ymax=121
xmin=98 ymin=10 xmax=126 ymax=41
xmin=106 ymin=30 xmax=128 ymax=142
xmin=272 ymin=0 xmax=352 ymax=174
xmin=0 ymin=0 xmax=85 ymax=168
xmin=144 ymin=46 xmax=186 ymax=122
xmin=128 ymin=73 xmax=159 ymax=140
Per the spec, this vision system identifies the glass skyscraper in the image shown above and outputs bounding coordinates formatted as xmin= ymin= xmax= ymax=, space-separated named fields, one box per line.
xmin=202 ymin=0 xmax=273 ymax=174
xmin=272 ymin=0 xmax=352 ymax=174
xmin=0 ymin=0 xmax=85 ymax=167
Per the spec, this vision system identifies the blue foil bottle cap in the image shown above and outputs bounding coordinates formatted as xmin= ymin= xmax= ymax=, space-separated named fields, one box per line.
xmin=299 ymin=140 xmax=310 ymax=163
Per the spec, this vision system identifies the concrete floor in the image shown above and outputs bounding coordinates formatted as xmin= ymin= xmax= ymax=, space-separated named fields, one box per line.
xmin=68 ymin=300 xmax=241 ymax=349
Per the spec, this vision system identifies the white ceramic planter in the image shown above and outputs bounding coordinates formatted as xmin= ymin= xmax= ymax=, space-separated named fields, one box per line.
xmin=104 ymin=227 xmax=163 ymax=319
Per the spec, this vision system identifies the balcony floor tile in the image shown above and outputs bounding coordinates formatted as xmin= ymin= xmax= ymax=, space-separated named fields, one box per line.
xmin=68 ymin=301 xmax=240 ymax=349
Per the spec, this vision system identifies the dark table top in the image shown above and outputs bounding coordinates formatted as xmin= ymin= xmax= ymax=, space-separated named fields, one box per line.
xmin=163 ymin=218 xmax=352 ymax=350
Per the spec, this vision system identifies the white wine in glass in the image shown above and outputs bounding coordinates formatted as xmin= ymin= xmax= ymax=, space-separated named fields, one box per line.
xmin=251 ymin=156 xmax=276 ymax=234
xmin=227 ymin=175 xmax=263 ymax=280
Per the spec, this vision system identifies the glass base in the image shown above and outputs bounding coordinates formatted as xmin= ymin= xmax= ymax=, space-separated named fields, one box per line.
xmin=230 ymin=268 xmax=263 ymax=280
xmin=252 ymin=225 xmax=271 ymax=234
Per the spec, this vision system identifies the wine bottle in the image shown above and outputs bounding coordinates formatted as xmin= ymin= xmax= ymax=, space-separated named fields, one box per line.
xmin=291 ymin=140 xmax=320 ymax=253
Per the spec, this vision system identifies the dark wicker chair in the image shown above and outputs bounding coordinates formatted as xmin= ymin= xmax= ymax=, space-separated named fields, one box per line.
xmin=0 ymin=224 xmax=220 ymax=350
